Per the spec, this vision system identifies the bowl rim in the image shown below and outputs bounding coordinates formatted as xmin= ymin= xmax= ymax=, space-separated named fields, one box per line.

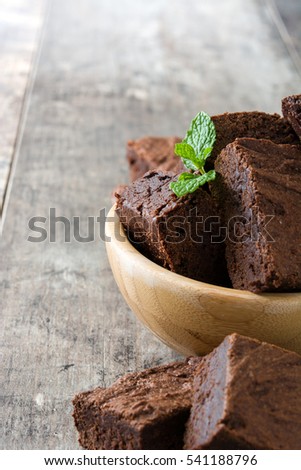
xmin=105 ymin=204 xmax=301 ymax=301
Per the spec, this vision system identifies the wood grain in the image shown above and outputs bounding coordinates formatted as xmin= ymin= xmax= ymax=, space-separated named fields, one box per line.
xmin=0 ymin=0 xmax=46 ymax=215
xmin=0 ymin=0 xmax=300 ymax=450
xmin=273 ymin=0 xmax=301 ymax=73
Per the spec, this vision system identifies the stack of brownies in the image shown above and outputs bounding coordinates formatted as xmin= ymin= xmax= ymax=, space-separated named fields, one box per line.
xmin=73 ymin=333 xmax=301 ymax=449
xmin=115 ymin=96 xmax=301 ymax=293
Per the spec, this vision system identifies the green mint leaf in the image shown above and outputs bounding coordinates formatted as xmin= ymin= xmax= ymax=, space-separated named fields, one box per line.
xmin=200 ymin=146 xmax=213 ymax=162
xmin=171 ymin=111 xmax=217 ymax=197
xmin=202 ymin=169 xmax=216 ymax=183
xmin=196 ymin=146 xmax=214 ymax=169
xmin=170 ymin=170 xmax=216 ymax=197
xmin=183 ymin=112 xmax=216 ymax=165
xmin=174 ymin=143 xmax=195 ymax=161
xmin=174 ymin=143 xmax=200 ymax=171
xmin=178 ymin=172 xmax=196 ymax=181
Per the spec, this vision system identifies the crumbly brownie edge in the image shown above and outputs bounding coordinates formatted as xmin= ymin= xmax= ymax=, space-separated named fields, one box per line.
xmin=115 ymin=171 xmax=178 ymax=270
xmin=206 ymin=112 xmax=299 ymax=168
xmin=282 ymin=95 xmax=301 ymax=139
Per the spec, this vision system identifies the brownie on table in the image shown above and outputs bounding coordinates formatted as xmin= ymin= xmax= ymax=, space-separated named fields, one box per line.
xmin=214 ymin=137 xmax=301 ymax=292
xmin=206 ymin=111 xmax=299 ymax=168
xmin=282 ymin=94 xmax=301 ymax=139
xmin=73 ymin=357 xmax=201 ymax=450
xmin=115 ymin=170 xmax=229 ymax=286
xmin=184 ymin=333 xmax=301 ymax=450
xmin=127 ymin=136 xmax=184 ymax=181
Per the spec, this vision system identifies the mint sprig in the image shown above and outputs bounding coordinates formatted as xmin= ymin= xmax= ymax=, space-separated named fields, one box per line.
xmin=170 ymin=112 xmax=216 ymax=197
xmin=170 ymin=170 xmax=216 ymax=197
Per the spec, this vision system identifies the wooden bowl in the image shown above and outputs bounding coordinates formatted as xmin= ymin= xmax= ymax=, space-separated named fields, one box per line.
xmin=105 ymin=205 xmax=301 ymax=356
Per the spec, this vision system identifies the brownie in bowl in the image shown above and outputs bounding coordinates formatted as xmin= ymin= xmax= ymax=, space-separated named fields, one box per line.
xmin=207 ymin=111 xmax=299 ymax=168
xmin=282 ymin=94 xmax=301 ymax=139
xmin=115 ymin=170 xmax=229 ymax=286
xmin=214 ymin=138 xmax=301 ymax=292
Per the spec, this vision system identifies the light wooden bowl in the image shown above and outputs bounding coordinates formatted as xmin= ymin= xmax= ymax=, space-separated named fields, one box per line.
xmin=105 ymin=205 xmax=301 ymax=356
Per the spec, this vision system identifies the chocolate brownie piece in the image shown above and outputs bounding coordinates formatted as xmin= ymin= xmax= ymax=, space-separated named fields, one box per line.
xmin=73 ymin=357 xmax=201 ymax=450
xmin=214 ymin=138 xmax=301 ymax=292
xmin=127 ymin=136 xmax=183 ymax=181
xmin=111 ymin=184 xmax=127 ymax=205
xmin=282 ymin=94 xmax=301 ymax=139
xmin=115 ymin=170 xmax=229 ymax=286
xmin=184 ymin=333 xmax=301 ymax=450
xmin=206 ymin=111 xmax=299 ymax=168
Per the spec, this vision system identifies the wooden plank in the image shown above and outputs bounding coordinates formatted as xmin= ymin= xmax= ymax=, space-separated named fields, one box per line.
xmin=0 ymin=0 xmax=300 ymax=450
xmin=268 ymin=0 xmax=301 ymax=74
xmin=274 ymin=0 xmax=301 ymax=48
xmin=0 ymin=0 xmax=46 ymax=215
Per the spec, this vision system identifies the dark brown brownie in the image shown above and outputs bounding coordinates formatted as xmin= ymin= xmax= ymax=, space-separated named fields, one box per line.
xmin=127 ymin=136 xmax=183 ymax=181
xmin=115 ymin=170 xmax=229 ymax=286
xmin=206 ymin=111 xmax=299 ymax=168
xmin=73 ymin=357 xmax=201 ymax=450
xmin=184 ymin=333 xmax=301 ymax=450
xmin=214 ymin=138 xmax=301 ymax=292
xmin=282 ymin=94 xmax=301 ymax=139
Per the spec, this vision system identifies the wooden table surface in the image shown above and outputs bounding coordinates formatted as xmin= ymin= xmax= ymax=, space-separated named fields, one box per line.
xmin=1 ymin=0 xmax=300 ymax=450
